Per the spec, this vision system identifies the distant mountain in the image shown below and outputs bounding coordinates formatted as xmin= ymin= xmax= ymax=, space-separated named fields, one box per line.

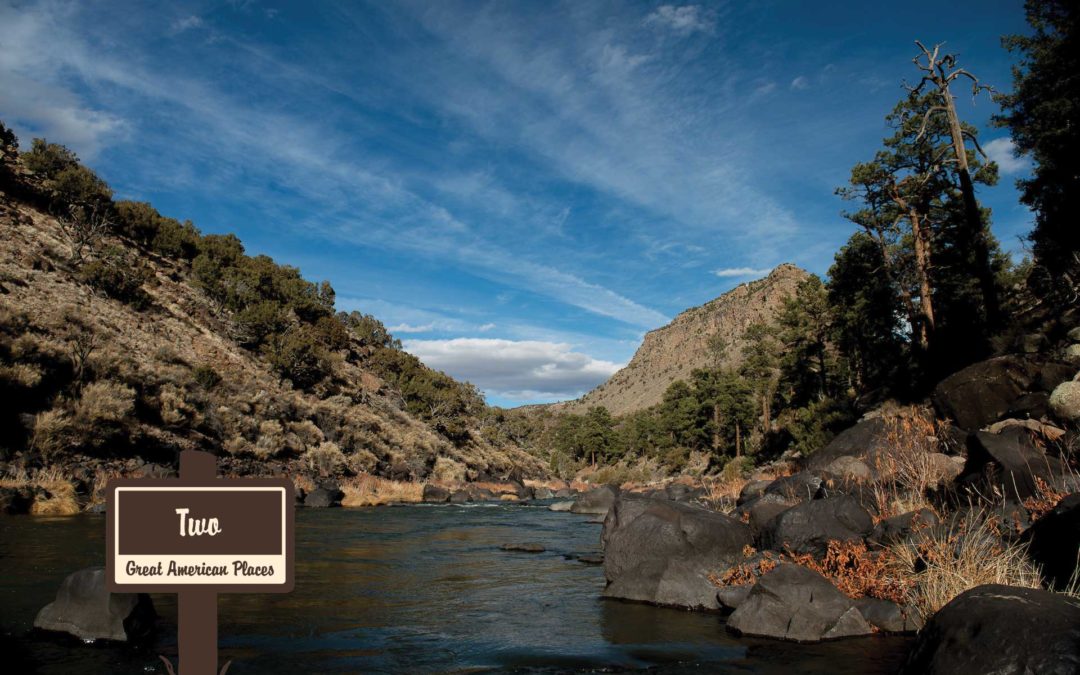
xmin=560 ymin=264 xmax=810 ymax=416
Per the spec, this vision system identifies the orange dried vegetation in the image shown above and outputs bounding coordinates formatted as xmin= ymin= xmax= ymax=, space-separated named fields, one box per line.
xmin=786 ymin=540 xmax=913 ymax=604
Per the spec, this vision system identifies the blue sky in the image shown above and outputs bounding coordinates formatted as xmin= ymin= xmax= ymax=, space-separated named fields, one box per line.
xmin=0 ymin=0 xmax=1034 ymax=407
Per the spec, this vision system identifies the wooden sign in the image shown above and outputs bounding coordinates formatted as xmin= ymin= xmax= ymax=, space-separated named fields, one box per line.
xmin=106 ymin=450 xmax=294 ymax=674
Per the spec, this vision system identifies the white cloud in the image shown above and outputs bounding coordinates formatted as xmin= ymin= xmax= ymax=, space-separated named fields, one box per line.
xmin=713 ymin=266 xmax=773 ymax=278
xmin=403 ymin=338 xmax=622 ymax=401
xmin=790 ymin=76 xmax=809 ymax=90
xmin=171 ymin=15 xmax=203 ymax=33
xmin=644 ymin=5 xmax=714 ymax=34
xmin=984 ymin=137 xmax=1028 ymax=176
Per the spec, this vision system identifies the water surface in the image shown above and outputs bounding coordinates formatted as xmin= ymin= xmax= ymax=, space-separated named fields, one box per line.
xmin=0 ymin=503 xmax=910 ymax=673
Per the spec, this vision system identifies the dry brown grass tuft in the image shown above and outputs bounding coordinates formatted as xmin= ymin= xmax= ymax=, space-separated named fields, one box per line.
xmin=1023 ymin=476 xmax=1069 ymax=522
xmin=888 ymin=508 xmax=1043 ymax=620
xmin=786 ymin=540 xmax=913 ymax=603
xmin=868 ymin=408 xmax=948 ymax=520
xmin=0 ymin=467 xmax=80 ymax=516
xmin=340 ymin=473 xmax=423 ymax=507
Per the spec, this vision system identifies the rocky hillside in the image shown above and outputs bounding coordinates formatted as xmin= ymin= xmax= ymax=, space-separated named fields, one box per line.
xmin=562 ymin=264 xmax=810 ymax=416
xmin=0 ymin=126 xmax=544 ymax=487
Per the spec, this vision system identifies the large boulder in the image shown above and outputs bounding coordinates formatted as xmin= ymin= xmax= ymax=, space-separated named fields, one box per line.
xmin=760 ymin=496 xmax=874 ymax=556
xmin=726 ymin=563 xmax=872 ymax=642
xmin=422 ymin=484 xmax=451 ymax=503
xmin=900 ymin=585 xmax=1080 ymax=675
xmin=0 ymin=485 xmax=33 ymax=514
xmin=601 ymin=496 xmax=752 ymax=609
xmin=762 ymin=472 xmax=824 ymax=502
xmin=1022 ymin=493 xmax=1080 ymax=590
xmin=571 ymin=484 xmax=619 ymax=515
xmin=853 ymin=597 xmax=922 ymax=633
xmin=1050 ymin=381 xmax=1080 ymax=424
xmin=304 ymin=485 xmax=344 ymax=508
xmin=932 ymin=356 xmax=1069 ymax=431
xmin=961 ymin=429 xmax=1070 ymax=501
xmin=868 ymin=508 xmax=939 ymax=547
xmin=34 ymin=568 xmax=155 ymax=642
xmin=805 ymin=417 xmax=889 ymax=471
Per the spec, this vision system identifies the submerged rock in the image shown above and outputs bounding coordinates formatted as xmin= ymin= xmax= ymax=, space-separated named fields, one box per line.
xmin=901 ymin=584 xmax=1080 ymax=675
xmin=601 ymin=496 xmax=751 ymax=609
xmin=500 ymin=543 xmax=545 ymax=553
xmin=726 ymin=563 xmax=872 ymax=642
xmin=548 ymin=500 xmax=574 ymax=512
xmin=34 ymin=568 xmax=155 ymax=642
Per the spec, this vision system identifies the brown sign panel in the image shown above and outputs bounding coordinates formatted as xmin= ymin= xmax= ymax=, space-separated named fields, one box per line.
xmin=105 ymin=477 xmax=294 ymax=593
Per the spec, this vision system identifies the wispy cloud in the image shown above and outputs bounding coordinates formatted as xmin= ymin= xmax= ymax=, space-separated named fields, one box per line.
xmin=403 ymin=338 xmax=623 ymax=401
xmin=790 ymin=75 xmax=810 ymax=90
xmin=984 ymin=137 xmax=1029 ymax=176
xmin=713 ymin=266 xmax=773 ymax=278
xmin=170 ymin=15 xmax=203 ymax=33
xmin=644 ymin=5 xmax=714 ymax=34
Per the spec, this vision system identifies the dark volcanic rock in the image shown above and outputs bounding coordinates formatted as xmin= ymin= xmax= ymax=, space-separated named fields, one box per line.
xmin=738 ymin=479 xmax=771 ymax=505
xmin=448 ymin=490 xmax=470 ymax=504
xmin=601 ymin=496 xmax=751 ymax=609
xmin=726 ymin=563 xmax=872 ymax=642
xmin=805 ymin=417 xmax=889 ymax=471
xmin=304 ymin=486 xmax=344 ymax=508
xmin=962 ymin=428 xmax=1070 ymax=501
xmin=34 ymin=568 xmax=155 ymax=642
xmin=868 ymin=509 xmax=939 ymax=547
xmin=932 ymin=356 xmax=1061 ymax=431
xmin=422 ymin=484 xmax=451 ymax=503
xmin=761 ymin=496 xmax=874 ymax=556
xmin=1023 ymin=493 xmax=1080 ymax=590
xmin=571 ymin=484 xmax=620 ymax=515
xmin=853 ymin=597 xmax=922 ymax=633
xmin=762 ymin=472 xmax=823 ymax=503
xmin=901 ymin=584 xmax=1080 ymax=675
xmin=0 ymin=485 xmax=33 ymax=514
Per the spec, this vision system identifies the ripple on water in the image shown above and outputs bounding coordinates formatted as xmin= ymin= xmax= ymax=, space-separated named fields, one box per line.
xmin=0 ymin=504 xmax=910 ymax=673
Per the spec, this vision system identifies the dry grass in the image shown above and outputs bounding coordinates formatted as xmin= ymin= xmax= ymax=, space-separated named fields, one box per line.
xmin=867 ymin=409 xmax=948 ymax=521
xmin=710 ymin=546 xmax=780 ymax=586
xmin=1023 ymin=476 xmax=1068 ymax=521
xmin=888 ymin=508 xmax=1043 ymax=620
xmin=0 ymin=467 xmax=80 ymax=516
xmin=787 ymin=541 xmax=913 ymax=604
xmin=340 ymin=473 xmax=423 ymax=507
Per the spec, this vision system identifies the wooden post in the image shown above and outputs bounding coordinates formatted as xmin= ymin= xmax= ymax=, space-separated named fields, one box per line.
xmin=178 ymin=450 xmax=219 ymax=675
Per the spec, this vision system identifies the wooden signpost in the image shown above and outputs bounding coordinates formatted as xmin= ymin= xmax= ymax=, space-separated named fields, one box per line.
xmin=106 ymin=450 xmax=294 ymax=674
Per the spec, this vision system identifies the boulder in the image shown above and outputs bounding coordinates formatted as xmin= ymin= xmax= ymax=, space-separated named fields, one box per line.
xmin=737 ymin=479 xmax=771 ymax=505
xmin=570 ymin=485 xmax=619 ymax=515
xmin=1050 ymin=381 xmax=1080 ymax=424
xmin=868 ymin=509 xmax=939 ymax=547
xmin=716 ymin=584 xmax=752 ymax=612
xmin=422 ymin=484 xmax=451 ymax=503
xmin=1022 ymin=493 xmax=1080 ymax=590
xmin=853 ymin=597 xmax=922 ymax=633
xmin=932 ymin=356 xmax=1059 ymax=431
xmin=822 ymin=456 xmax=872 ymax=483
xmin=900 ymin=585 xmax=1080 ymax=675
xmin=1004 ymin=392 xmax=1051 ymax=420
xmin=962 ymin=429 xmax=1069 ymax=501
xmin=304 ymin=486 xmax=344 ymax=508
xmin=1065 ymin=344 xmax=1080 ymax=366
xmin=763 ymin=472 xmax=823 ymax=502
xmin=554 ymin=488 xmax=573 ymax=498
xmin=0 ymin=485 xmax=33 ymax=514
xmin=34 ymin=568 xmax=155 ymax=642
xmin=548 ymin=500 xmax=575 ymax=512
xmin=468 ymin=486 xmax=496 ymax=502
xmin=747 ymin=498 xmax=792 ymax=536
xmin=805 ymin=417 xmax=888 ymax=470
xmin=532 ymin=486 xmax=554 ymax=500
xmin=448 ymin=490 xmax=470 ymax=504
xmin=761 ymin=496 xmax=874 ymax=556
xmin=726 ymin=563 xmax=872 ymax=642
xmin=601 ymin=496 xmax=752 ymax=609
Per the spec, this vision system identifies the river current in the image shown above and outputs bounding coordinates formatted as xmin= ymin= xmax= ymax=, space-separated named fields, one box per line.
xmin=0 ymin=502 xmax=910 ymax=673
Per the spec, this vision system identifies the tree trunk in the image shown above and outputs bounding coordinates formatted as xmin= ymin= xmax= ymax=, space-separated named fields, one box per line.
xmin=869 ymin=227 xmax=926 ymax=351
xmin=941 ymin=90 xmax=1001 ymax=327
xmin=909 ymin=207 xmax=936 ymax=342
xmin=712 ymin=403 xmax=722 ymax=455
xmin=735 ymin=421 xmax=741 ymax=458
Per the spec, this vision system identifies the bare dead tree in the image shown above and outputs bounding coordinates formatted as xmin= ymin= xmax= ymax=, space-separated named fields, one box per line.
xmin=907 ymin=41 xmax=1001 ymax=327
xmin=57 ymin=202 xmax=111 ymax=264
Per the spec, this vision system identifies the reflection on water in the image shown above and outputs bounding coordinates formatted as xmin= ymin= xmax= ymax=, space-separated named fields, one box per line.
xmin=0 ymin=503 xmax=910 ymax=673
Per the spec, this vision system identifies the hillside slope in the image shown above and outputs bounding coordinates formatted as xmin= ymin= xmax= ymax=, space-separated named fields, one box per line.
xmin=561 ymin=264 xmax=810 ymax=416
xmin=0 ymin=130 xmax=543 ymax=483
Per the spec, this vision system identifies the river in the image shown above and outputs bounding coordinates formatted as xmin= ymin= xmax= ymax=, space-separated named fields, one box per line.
xmin=0 ymin=502 xmax=910 ymax=673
